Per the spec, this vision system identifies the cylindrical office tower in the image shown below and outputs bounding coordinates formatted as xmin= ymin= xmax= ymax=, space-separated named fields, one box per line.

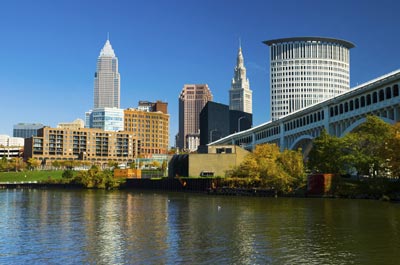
xmin=264 ymin=37 xmax=355 ymax=121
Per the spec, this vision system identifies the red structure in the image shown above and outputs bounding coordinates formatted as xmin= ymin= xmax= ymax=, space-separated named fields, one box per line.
xmin=307 ymin=174 xmax=334 ymax=195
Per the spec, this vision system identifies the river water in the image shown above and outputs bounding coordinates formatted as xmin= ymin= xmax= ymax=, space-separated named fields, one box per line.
xmin=0 ymin=189 xmax=399 ymax=265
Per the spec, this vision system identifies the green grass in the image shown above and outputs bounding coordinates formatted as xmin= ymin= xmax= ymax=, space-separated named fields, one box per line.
xmin=0 ymin=170 xmax=64 ymax=183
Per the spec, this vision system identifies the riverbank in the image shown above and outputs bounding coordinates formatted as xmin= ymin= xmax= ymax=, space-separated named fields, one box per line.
xmin=1 ymin=171 xmax=400 ymax=201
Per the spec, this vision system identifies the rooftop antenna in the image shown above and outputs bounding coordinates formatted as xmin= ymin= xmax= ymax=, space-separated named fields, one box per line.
xmin=239 ymin=37 xmax=242 ymax=48
xmin=107 ymin=32 xmax=110 ymax=41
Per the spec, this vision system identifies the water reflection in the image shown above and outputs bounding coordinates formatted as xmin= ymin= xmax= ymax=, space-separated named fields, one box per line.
xmin=0 ymin=190 xmax=399 ymax=264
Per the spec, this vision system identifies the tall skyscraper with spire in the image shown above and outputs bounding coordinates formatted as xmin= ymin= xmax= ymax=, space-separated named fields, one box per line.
xmin=229 ymin=44 xmax=252 ymax=114
xmin=94 ymin=38 xmax=120 ymax=108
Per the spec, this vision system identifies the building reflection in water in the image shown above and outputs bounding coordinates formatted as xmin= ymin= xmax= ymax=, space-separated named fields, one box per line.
xmin=1 ymin=190 xmax=400 ymax=264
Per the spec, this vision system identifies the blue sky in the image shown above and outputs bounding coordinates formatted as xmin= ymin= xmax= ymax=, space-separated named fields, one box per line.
xmin=1 ymin=0 xmax=400 ymax=145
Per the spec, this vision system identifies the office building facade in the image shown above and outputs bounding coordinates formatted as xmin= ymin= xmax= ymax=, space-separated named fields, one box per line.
xmin=24 ymin=127 xmax=140 ymax=165
xmin=229 ymin=45 xmax=252 ymax=114
xmin=178 ymin=84 xmax=213 ymax=151
xmin=13 ymin=123 xmax=44 ymax=138
xmin=85 ymin=108 xmax=124 ymax=132
xmin=94 ymin=39 xmax=120 ymax=108
xmin=264 ymin=37 xmax=355 ymax=120
xmin=124 ymin=103 xmax=169 ymax=156
xmin=199 ymin=101 xmax=252 ymax=147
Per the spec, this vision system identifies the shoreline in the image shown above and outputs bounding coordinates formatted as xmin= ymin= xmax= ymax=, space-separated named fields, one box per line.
xmin=1 ymin=181 xmax=399 ymax=202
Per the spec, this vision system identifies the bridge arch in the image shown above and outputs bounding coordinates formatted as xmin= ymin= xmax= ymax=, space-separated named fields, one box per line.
xmin=289 ymin=134 xmax=314 ymax=158
xmin=340 ymin=116 xmax=395 ymax=137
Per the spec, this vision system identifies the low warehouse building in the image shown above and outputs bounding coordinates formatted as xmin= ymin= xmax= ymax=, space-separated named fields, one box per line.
xmin=168 ymin=145 xmax=249 ymax=177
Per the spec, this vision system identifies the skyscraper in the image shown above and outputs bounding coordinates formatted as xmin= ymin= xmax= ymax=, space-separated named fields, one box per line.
xmin=94 ymin=38 xmax=120 ymax=108
xmin=178 ymin=84 xmax=213 ymax=151
xmin=229 ymin=45 xmax=252 ymax=114
xmin=264 ymin=37 xmax=355 ymax=121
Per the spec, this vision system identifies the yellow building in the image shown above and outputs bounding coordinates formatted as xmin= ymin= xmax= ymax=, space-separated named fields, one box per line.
xmin=169 ymin=145 xmax=249 ymax=177
xmin=124 ymin=106 xmax=169 ymax=157
xmin=24 ymin=127 xmax=140 ymax=166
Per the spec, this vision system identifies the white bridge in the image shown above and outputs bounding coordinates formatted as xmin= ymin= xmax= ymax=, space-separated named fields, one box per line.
xmin=210 ymin=69 xmax=400 ymax=155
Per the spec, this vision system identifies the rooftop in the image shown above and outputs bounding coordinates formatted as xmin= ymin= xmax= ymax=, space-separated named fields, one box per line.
xmin=263 ymin=37 xmax=355 ymax=49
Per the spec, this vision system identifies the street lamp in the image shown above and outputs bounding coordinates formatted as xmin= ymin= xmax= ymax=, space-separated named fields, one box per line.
xmin=209 ymin=129 xmax=217 ymax=143
xmin=238 ymin=116 xmax=246 ymax=132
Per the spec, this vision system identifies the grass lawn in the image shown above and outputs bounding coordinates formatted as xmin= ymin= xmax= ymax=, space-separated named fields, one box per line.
xmin=0 ymin=170 xmax=64 ymax=183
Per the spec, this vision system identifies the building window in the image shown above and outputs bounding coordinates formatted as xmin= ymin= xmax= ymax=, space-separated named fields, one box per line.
xmin=372 ymin=92 xmax=378 ymax=103
xmin=361 ymin=96 xmax=365 ymax=107
xmin=366 ymin=94 xmax=372 ymax=105
xmin=386 ymin=87 xmax=392 ymax=99
xmin=379 ymin=90 xmax=385 ymax=101
xmin=394 ymin=84 xmax=399 ymax=97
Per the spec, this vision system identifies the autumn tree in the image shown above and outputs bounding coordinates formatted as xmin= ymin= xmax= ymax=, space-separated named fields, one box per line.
xmin=9 ymin=157 xmax=26 ymax=172
xmin=27 ymin=157 xmax=41 ymax=170
xmin=279 ymin=148 xmax=306 ymax=189
xmin=72 ymin=165 xmax=118 ymax=189
xmin=52 ymin=160 xmax=61 ymax=170
xmin=161 ymin=160 xmax=168 ymax=171
xmin=107 ymin=160 xmax=118 ymax=168
xmin=228 ymin=143 xmax=305 ymax=192
xmin=151 ymin=160 xmax=161 ymax=169
xmin=0 ymin=156 xmax=9 ymax=171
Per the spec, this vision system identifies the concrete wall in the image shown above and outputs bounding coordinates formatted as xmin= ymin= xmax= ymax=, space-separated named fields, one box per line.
xmin=188 ymin=146 xmax=249 ymax=177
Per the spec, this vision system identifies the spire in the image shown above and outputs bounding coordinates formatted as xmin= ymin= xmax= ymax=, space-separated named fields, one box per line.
xmin=99 ymin=38 xmax=116 ymax=57
xmin=236 ymin=42 xmax=244 ymax=68
xmin=229 ymin=41 xmax=252 ymax=114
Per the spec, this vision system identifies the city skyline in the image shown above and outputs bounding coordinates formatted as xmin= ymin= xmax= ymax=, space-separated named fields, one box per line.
xmin=1 ymin=0 xmax=400 ymax=144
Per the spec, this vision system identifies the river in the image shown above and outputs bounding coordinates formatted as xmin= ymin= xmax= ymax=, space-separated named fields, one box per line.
xmin=0 ymin=189 xmax=399 ymax=264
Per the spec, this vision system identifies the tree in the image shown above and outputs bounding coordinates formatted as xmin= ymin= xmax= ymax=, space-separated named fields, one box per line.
xmin=62 ymin=169 xmax=74 ymax=179
xmin=387 ymin=122 xmax=400 ymax=178
xmin=161 ymin=160 xmax=167 ymax=171
xmin=343 ymin=116 xmax=392 ymax=177
xmin=52 ymin=160 xmax=61 ymax=170
xmin=151 ymin=160 xmax=161 ymax=169
xmin=278 ymin=149 xmax=306 ymax=189
xmin=308 ymin=116 xmax=394 ymax=177
xmin=0 ymin=156 xmax=9 ymax=172
xmin=228 ymin=143 xmax=306 ymax=192
xmin=72 ymin=165 xmax=118 ymax=189
xmin=9 ymin=157 xmax=26 ymax=172
xmin=60 ymin=160 xmax=76 ymax=170
xmin=308 ymin=129 xmax=345 ymax=175
xmin=27 ymin=158 xmax=41 ymax=170
xmin=108 ymin=160 xmax=118 ymax=168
